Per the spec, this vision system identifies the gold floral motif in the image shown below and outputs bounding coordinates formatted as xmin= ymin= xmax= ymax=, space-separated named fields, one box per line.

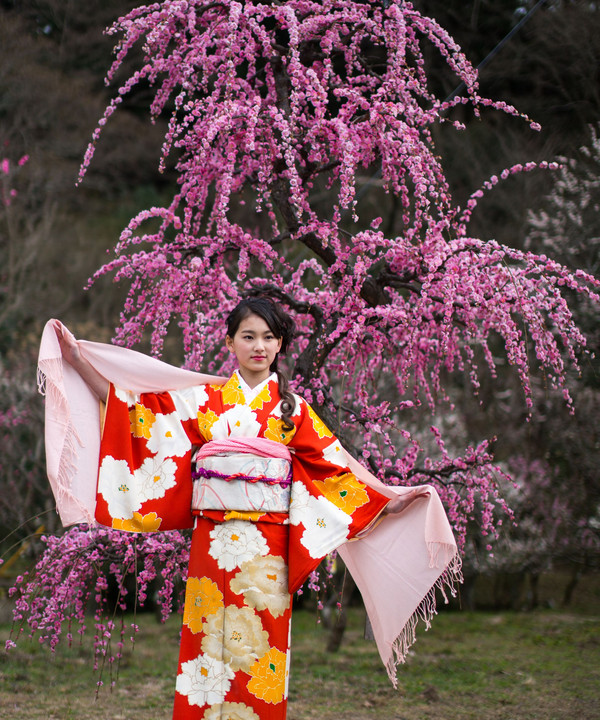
xmin=263 ymin=417 xmax=296 ymax=445
xmin=129 ymin=404 xmax=156 ymax=439
xmin=112 ymin=512 xmax=162 ymax=533
xmin=183 ymin=577 xmax=224 ymax=633
xmin=249 ymin=384 xmax=272 ymax=411
xmin=306 ymin=405 xmax=333 ymax=439
xmin=197 ymin=409 xmax=219 ymax=440
xmin=247 ymin=647 xmax=287 ymax=705
xmin=202 ymin=605 xmax=269 ymax=672
xmin=313 ymin=473 xmax=369 ymax=515
xmin=203 ymin=702 xmax=260 ymax=720
xmin=221 ymin=374 xmax=247 ymax=406
xmin=230 ymin=555 xmax=290 ymax=618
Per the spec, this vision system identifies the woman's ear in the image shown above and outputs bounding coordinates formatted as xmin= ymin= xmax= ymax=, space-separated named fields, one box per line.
xmin=225 ymin=335 xmax=234 ymax=353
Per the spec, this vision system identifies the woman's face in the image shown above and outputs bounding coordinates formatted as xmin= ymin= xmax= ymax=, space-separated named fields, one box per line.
xmin=226 ymin=312 xmax=282 ymax=387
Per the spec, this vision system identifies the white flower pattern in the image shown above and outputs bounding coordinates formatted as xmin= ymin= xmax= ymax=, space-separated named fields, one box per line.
xmin=289 ymin=482 xmax=352 ymax=558
xmin=113 ymin=386 xmax=136 ymax=404
xmin=171 ymin=385 xmax=209 ymax=420
xmin=97 ymin=455 xmax=141 ymax=519
xmin=208 ymin=520 xmax=268 ymax=571
xmin=145 ymin=411 xmax=192 ymax=459
xmin=215 ymin=405 xmax=262 ymax=439
xmin=137 ymin=455 xmax=177 ymax=501
xmin=321 ymin=438 xmax=346 ymax=468
xmin=175 ymin=653 xmax=234 ymax=707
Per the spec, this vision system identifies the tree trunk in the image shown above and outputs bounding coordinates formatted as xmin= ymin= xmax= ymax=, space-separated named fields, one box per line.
xmin=528 ymin=572 xmax=539 ymax=610
xmin=562 ymin=566 xmax=582 ymax=607
xmin=326 ymin=570 xmax=356 ymax=653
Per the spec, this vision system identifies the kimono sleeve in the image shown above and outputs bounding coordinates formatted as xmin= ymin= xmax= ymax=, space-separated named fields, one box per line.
xmin=95 ymin=383 xmax=208 ymax=532
xmin=286 ymin=398 xmax=390 ymax=593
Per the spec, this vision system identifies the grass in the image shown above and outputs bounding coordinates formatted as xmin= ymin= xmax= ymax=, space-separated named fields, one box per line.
xmin=1 ymin=602 xmax=599 ymax=720
xmin=289 ymin=608 xmax=600 ymax=720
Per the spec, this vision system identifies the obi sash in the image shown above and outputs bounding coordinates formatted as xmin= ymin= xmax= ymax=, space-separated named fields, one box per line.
xmin=191 ymin=438 xmax=292 ymax=514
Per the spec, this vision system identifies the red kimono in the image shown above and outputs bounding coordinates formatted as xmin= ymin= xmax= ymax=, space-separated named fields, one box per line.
xmin=96 ymin=371 xmax=389 ymax=720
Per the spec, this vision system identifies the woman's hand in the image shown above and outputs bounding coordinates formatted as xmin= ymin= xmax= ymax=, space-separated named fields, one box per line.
xmin=53 ymin=320 xmax=81 ymax=367
xmin=384 ymin=487 xmax=427 ymax=514
xmin=53 ymin=320 xmax=110 ymax=400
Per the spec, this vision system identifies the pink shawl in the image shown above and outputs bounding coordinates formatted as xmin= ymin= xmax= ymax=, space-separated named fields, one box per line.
xmin=38 ymin=319 xmax=460 ymax=686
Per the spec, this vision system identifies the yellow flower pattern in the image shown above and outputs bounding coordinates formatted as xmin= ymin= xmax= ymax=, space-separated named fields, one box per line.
xmin=183 ymin=576 xmax=224 ymax=634
xmin=263 ymin=417 xmax=296 ymax=445
xmin=313 ymin=473 xmax=369 ymax=515
xmin=249 ymin=383 xmax=272 ymax=411
xmin=306 ymin=404 xmax=333 ymax=439
xmin=247 ymin=647 xmax=287 ymax=704
xmin=129 ymin=403 xmax=156 ymax=439
xmin=112 ymin=511 xmax=162 ymax=532
xmin=197 ymin=409 xmax=219 ymax=440
xmin=221 ymin=374 xmax=247 ymax=406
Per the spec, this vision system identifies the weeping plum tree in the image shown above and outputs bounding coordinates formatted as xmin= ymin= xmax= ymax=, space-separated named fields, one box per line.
xmin=8 ymin=0 xmax=599 ymax=666
xmin=80 ymin=0 xmax=597 ymax=533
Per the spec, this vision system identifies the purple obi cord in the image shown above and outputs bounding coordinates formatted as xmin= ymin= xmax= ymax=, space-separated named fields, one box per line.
xmin=192 ymin=465 xmax=292 ymax=488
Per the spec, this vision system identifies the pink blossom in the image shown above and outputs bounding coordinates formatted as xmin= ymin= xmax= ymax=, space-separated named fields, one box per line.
xmin=9 ymin=0 xmax=599 ymax=665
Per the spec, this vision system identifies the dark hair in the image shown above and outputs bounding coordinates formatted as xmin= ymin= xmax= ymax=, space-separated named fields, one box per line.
xmin=226 ymin=297 xmax=296 ymax=431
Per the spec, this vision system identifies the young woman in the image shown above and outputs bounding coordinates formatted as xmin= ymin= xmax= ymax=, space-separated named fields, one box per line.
xmin=45 ymin=297 xmax=459 ymax=720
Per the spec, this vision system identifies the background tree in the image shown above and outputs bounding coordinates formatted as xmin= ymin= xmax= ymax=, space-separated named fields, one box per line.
xmin=3 ymin=0 xmax=599 ymax=665
xmin=456 ymin=121 xmax=600 ymax=608
xmin=78 ymin=0 xmax=596 ymax=543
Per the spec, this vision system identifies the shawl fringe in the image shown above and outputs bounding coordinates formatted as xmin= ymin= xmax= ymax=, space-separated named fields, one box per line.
xmin=38 ymin=358 xmax=96 ymax=525
xmin=385 ymin=548 xmax=463 ymax=687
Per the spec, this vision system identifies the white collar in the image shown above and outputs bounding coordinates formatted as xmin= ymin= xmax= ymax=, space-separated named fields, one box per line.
xmin=234 ymin=370 xmax=277 ymax=403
